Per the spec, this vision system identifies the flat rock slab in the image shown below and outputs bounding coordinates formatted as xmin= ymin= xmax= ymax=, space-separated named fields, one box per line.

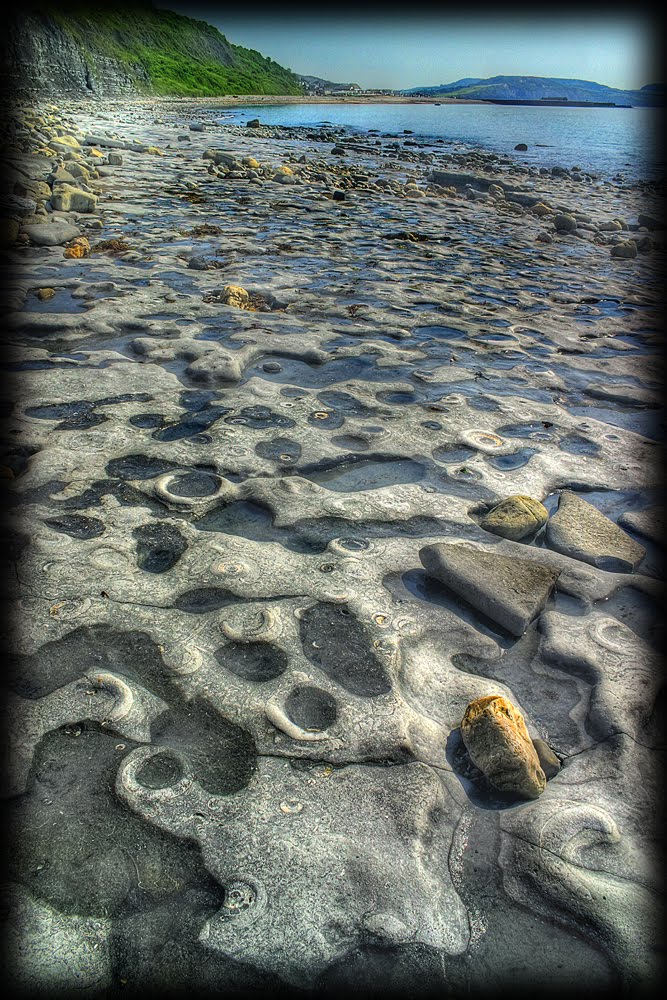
xmin=546 ymin=491 xmax=646 ymax=572
xmin=419 ymin=542 xmax=560 ymax=636
xmin=618 ymin=507 xmax=666 ymax=547
xmin=22 ymin=222 xmax=80 ymax=246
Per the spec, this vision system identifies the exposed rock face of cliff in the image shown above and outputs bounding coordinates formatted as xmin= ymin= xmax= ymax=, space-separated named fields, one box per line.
xmin=6 ymin=11 xmax=149 ymax=98
xmin=5 ymin=4 xmax=302 ymax=99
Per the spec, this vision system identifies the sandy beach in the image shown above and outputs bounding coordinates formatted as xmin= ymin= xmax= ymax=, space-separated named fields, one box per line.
xmin=3 ymin=96 xmax=664 ymax=992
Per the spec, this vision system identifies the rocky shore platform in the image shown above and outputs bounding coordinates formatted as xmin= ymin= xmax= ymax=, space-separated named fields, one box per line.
xmin=1 ymin=98 xmax=665 ymax=994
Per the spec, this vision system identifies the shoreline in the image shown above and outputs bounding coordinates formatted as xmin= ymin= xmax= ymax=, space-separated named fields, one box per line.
xmin=3 ymin=97 xmax=663 ymax=992
xmin=54 ymin=93 xmax=487 ymax=107
xmin=40 ymin=95 xmax=660 ymax=188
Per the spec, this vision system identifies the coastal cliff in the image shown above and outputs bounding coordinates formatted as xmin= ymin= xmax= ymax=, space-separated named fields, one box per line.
xmin=5 ymin=3 xmax=303 ymax=99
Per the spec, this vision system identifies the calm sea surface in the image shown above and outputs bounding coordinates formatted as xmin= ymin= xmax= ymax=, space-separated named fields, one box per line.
xmin=216 ymin=103 xmax=663 ymax=182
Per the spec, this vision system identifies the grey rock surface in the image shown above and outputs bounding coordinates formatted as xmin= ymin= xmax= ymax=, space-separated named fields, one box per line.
xmin=618 ymin=506 xmax=665 ymax=545
xmin=21 ymin=221 xmax=81 ymax=246
xmin=546 ymin=490 xmax=646 ymax=571
xmin=2 ymin=96 xmax=663 ymax=994
xmin=419 ymin=542 xmax=560 ymax=635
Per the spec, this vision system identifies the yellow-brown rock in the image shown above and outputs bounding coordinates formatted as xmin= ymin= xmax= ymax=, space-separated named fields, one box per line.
xmin=36 ymin=287 xmax=56 ymax=300
xmin=64 ymin=236 xmax=91 ymax=259
xmin=221 ymin=285 xmax=250 ymax=309
xmin=480 ymin=495 xmax=549 ymax=541
xmin=461 ymin=695 xmax=546 ymax=800
xmin=53 ymin=133 xmax=80 ymax=148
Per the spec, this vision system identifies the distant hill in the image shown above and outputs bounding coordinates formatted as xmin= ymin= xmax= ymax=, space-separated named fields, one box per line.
xmin=402 ymin=75 xmax=665 ymax=107
xmin=5 ymin=2 xmax=303 ymax=97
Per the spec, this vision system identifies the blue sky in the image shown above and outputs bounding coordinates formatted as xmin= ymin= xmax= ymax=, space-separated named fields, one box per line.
xmin=157 ymin=6 xmax=657 ymax=91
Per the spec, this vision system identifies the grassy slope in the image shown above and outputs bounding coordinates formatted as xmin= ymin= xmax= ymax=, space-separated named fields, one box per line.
xmin=47 ymin=4 xmax=302 ymax=96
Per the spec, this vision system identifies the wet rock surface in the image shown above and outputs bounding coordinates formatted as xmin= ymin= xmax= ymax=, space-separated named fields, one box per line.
xmin=1 ymin=97 xmax=664 ymax=993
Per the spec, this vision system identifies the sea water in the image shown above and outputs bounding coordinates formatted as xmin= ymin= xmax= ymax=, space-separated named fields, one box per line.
xmin=218 ymin=103 xmax=662 ymax=182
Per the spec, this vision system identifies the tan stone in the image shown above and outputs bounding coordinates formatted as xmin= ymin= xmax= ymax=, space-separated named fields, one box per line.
xmin=480 ymin=495 xmax=549 ymax=541
xmin=66 ymin=162 xmax=91 ymax=181
xmin=532 ymin=202 xmax=552 ymax=217
xmin=242 ymin=157 xmax=260 ymax=168
xmin=50 ymin=134 xmax=81 ymax=152
xmin=221 ymin=285 xmax=251 ymax=309
xmin=50 ymin=185 xmax=97 ymax=213
xmin=64 ymin=236 xmax=91 ymax=259
xmin=461 ymin=695 xmax=546 ymax=800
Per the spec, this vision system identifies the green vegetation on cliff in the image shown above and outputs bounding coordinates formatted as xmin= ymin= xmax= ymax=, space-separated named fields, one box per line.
xmin=46 ymin=3 xmax=302 ymax=96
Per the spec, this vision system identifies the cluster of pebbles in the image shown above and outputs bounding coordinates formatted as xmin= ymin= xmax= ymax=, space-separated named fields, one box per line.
xmin=1 ymin=97 xmax=664 ymax=993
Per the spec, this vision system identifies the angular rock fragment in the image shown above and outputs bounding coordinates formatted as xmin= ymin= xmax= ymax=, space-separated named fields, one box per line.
xmin=531 ymin=738 xmax=561 ymax=779
xmin=480 ymin=495 xmax=549 ymax=541
xmin=546 ymin=491 xmax=646 ymax=571
xmin=419 ymin=542 xmax=559 ymax=636
xmin=618 ymin=507 xmax=666 ymax=547
xmin=461 ymin=695 xmax=547 ymax=799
